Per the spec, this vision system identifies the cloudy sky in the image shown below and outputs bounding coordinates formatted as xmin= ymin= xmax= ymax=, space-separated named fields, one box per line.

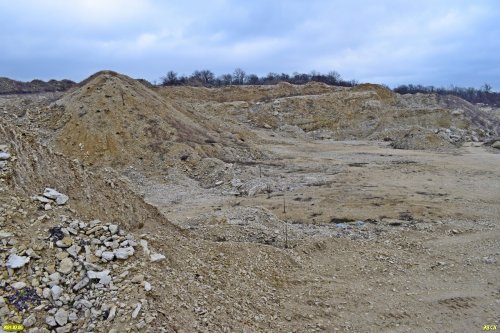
xmin=1 ymin=0 xmax=499 ymax=89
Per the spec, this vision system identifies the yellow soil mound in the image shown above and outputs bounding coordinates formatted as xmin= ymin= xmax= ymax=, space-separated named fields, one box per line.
xmin=52 ymin=71 xmax=215 ymax=168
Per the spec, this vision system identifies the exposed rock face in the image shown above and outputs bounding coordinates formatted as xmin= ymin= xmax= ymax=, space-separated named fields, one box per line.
xmin=160 ymin=80 xmax=499 ymax=150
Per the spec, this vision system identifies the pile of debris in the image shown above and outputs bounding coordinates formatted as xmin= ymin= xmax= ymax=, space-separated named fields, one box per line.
xmin=390 ymin=127 xmax=458 ymax=150
xmin=434 ymin=127 xmax=472 ymax=144
xmin=0 ymin=198 xmax=167 ymax=332
xmin=32 ymin=188 xmax=69 ymax=210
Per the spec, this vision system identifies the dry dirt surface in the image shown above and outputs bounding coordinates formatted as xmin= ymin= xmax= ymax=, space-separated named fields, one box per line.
xmin=0 ymin=71 xmax=499 ymax=333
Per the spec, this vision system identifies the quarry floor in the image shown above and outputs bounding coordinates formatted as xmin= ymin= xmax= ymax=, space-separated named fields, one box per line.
xmin=138 ymin=134 xmax=500 ymax=332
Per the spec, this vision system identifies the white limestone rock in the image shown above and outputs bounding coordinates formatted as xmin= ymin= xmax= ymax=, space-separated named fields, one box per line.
xmin=58 ymin=258 xmax=74 ymax=274
xmin=11 ymin=281 xmax=27 ymax=290
xmin=54 ymin=308 xmax=68 ymax=326
xmin=0 ymin=152 xmax=10 ymax=160
xmin=43 ymin=188 xmax=69 ymax=205
xmin=150 ymin=253 xmax=166 ymax=263
xmin=113 ymin=247 xmax=134 ymax=260
xmin=6 ymin=253 xmax=30 ymax=269
xmin=51 ymin=285 xmax=63 ymax=300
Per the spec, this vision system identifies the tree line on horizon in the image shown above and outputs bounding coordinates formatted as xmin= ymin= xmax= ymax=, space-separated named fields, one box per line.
xmin=161 ymin=68 xmax=358 ymax=88
xmin=393 ymin=83 xmax=500 ymax=106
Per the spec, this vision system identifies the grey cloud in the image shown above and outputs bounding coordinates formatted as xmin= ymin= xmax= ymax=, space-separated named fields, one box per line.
xmin=0 ymin=0 xmax=498 ymax=89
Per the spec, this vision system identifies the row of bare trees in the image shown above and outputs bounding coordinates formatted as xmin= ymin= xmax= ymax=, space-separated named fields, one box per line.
xmin=394 ymin=83 xmax=500 ymax=106
xmin=161 ymin=68 xmax=358 ymax=87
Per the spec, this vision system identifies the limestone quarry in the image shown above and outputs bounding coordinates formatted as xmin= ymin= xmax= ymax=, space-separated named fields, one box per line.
xmin=0 ymin=71 xmax=499 ymax=332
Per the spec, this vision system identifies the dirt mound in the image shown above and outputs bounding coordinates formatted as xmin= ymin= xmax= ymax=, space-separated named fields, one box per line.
xmin=390 ymin=126 xmax=456 ymax=150
xmin=438 ymin=94 xmax=500 ymax=136
xmin=50 ymin=71 xmax=220 ymax=169
xmin=351 ymin=83 xmax=396 ymax=102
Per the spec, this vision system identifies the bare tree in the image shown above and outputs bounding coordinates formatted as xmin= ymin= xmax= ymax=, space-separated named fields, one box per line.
xmin=162 ymin=70 xmax=178 ymax=86
xmin=220 ymin=74 xmax=233 ymax=86
xmin=327 ymin=71 xmax=341 ymax=84
xmin=482 ymin=83 xmax=492 ymax=93
xmin=233 ymin=68 xmax=246 ymax=85
xmin=247 ymin=74 xmax=260 ymax=85
xmin=191 ymin=70 xmax=215 ymax=86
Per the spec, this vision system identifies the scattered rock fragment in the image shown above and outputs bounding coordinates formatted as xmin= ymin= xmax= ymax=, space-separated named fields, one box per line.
xmin=46 ymin=315 xmax=57 ymax=327
xmin=73 ymin=277 xmax=90 ymax=291
xmin=68 ymin=312 xmax=78 ymax=322
xmin=87 ymin=270 xmax=112 ymax=285
xmin=23 ymin=313 xmax=36 ymax=327
xmin=107 ymin=305 xmax=117 ymax=321
xmin=56 ymin=236 xmax=73 ymax=248
xmin=0 ymin=151 xmax=10 ymax=160
xmin=139 ymin=239 xmax=150 ymax=257
xmin=150 ymin=253 xmax=166 ymax=263
xmin=56 ymin=324 xmax=72 ymax=333
xmin=66 ymin=244 xmax=81 ymax=258
xmin=101 ymin=251 xmax=115 ymax=261
xmin=87 ymin=270 xmax=110 ymax=280
xmin=114 ymin=247 xmax=134 ymax=260
xmin=0 ymin=231 xmax=13 ymax=239
xmin=32 ymin=195 xmax=52 ymax=203
xmin=108 ymin=224 xmax=119 ymax=235
xmin=131 ymin=274 xmax=144 ymax=283
xmin=58 ymin=258 xmax=74 ymax=274
xmin=11 ymin=281 xmax=27 ymax=290
xmin=51 ymin=285 xmax=63 ymax=300
xmin=6 ymin=253 xmax=30 ymax=269
xmin=43 ymin=188 xmax=69 ymax=205
xmin=132 ymin=303 xmax=142 ymax=319
xmin=54 ymin=308 xmax=68 ymax=326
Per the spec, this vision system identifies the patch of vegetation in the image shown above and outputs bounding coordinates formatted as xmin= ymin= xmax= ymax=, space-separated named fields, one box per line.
xmin=160 ymin=69 xmax=358 ymax=88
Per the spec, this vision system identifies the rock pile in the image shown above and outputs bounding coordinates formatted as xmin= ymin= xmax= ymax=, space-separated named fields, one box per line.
xmin=390 ymin=127 xmax=457 ymax=150
xmin=434 ymin=127 xmax=470 ymax=144
xmin=1 ymin=203 xmax=167 ymax=332
xmin=32 ymin=188 xmax=69 ymax=210
xmin=484 ymin=137 xmax=500 ymax=149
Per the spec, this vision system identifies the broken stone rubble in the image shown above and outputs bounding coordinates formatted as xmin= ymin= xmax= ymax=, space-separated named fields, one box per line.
xmin=0 ymin=199 xmax=164 ymax=332
xmin=32 ymin=188 xmax=69 ymax=206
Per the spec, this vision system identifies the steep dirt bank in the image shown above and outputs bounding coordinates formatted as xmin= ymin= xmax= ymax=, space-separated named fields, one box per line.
xmin=0 ymin=119 xmax=174 ymax=232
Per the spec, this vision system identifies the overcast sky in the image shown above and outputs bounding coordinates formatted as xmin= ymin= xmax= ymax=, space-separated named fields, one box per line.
xmin=1 ymin=0 xmax=499 ymax=89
